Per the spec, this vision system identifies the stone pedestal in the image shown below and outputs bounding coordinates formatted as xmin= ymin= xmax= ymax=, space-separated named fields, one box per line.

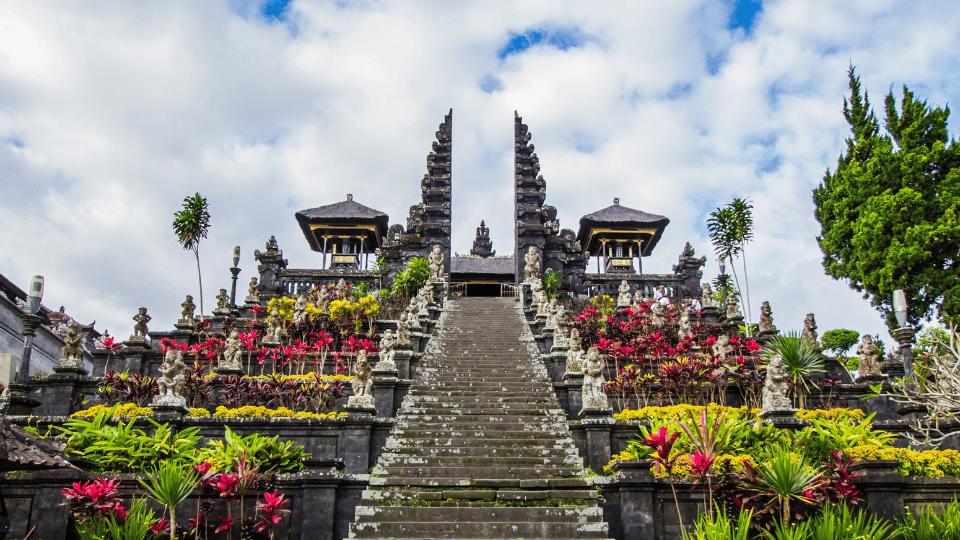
xmin=372 ymin=370 xmax=399 ymax=418
xmin=700 ymin=306 xmax=721 ymax=324
xmin=214 ymin=366 xmax=245 ymax=378
xmin=524 ymin=307 xmax=537 ymax=323
xmin=150 ymin=403 xmax=189 ymax=422
xmin=6 ymin=382 xmax=41 ymax=415
xmin=563 ymin=372 xmax=584 ymax=420
xmin=849 ymin=460 xmax=905 ymax=523
xmin=608 ymin=460 xmax=657 ymax=540
xmin=394 ymin=346 xmax=413 ymax=380
xmin=534 ymin=314 xmax=548 ymax=335
xmin=757 ymin=329 xmax=778 ymax=345
xmin=541 ymin=327 xmax=555 ymax=353
xmin=759 ymin=409 xmax=809 ymax=431
xmin=580 ymin=408 xmax=615 ymax=474
xmin=856 ymin=374 xmax=887 ymax=386
xmin=549 ymin=347 xmax=568 ymax=382
xmin=174 ymin=319 xmax=195 ymax=331
xmin=409 ymin=332 xmax=423 ymax=354
xmin=724 ymin=314 xmax=744 ymax=332
xmin=53 ymin=364 xmax=88 ymax=378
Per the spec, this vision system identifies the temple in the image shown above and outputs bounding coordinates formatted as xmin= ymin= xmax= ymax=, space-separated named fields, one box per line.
xmin=268 ymin=110 xmax=703 ymax=301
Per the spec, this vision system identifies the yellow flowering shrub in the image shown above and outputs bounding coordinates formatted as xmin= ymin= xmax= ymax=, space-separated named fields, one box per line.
xmin=845 ymin=444 xmax=960 ymax=477
xmin=329 ymin=299 xmax=355 ymax=320
xmin=614 ymin=403 xmax=760 ymax=423
xmin=591 ymin=295 xmax=616 ymax=313
xmin=266 ymin=297 xmax=296 ymax=321
xmin=795 ymin=408 xmax=865 ymax=423
xmin=213 ymin=405 xmax=347 ymax=419
xmin=72 ymin=404 xmax=211 ymax=418
xmin=604 ymin=451 xmax=755 ymax=477
xmin=239 ymin=374 xmax=354 ymax=381
xmin=358 ymin=295 xmax=379 ymax=318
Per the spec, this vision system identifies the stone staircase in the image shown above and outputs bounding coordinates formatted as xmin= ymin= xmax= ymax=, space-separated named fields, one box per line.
xmin=349 ymin=297 xmax=611 ymax=540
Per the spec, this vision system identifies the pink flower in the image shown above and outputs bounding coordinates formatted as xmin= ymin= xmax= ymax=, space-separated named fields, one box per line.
xmin=216 ymin=514 xmax=234 ymax=533
xmin=150 ymin=517 xmax=169 ymax=535
xmin=689 ymin=451 xmax=715 ymax=477
xmin=640 ymin=427 xmax=679 ymax=464
xmin=256 ymin=491 xmax=291 ymax=531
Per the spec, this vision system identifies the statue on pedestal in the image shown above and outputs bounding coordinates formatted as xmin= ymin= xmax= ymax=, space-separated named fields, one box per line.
xmin=428 ymin=245 xmax=445 ymax=280
xmin=649 ymin=301 xmax=666 ymax=327
xmin=293 ymin=294 xmax=309 ymax=323
xmin=523 ymin=246 xmax=542 ymax=284
xmin=348 ymin=350 xmax=374 ymax=409
xmin=581 ymin=347 xmax=607 ymax=411
xmin=857 ymin=334 xmax=881 ymax=377
xmin=802 ymin=314 xmax=819 ymax=350
xmin=317 ymin=286 xmax=331 ymax=314
xmin=397 ymin=312 xmax=412 ymax=345
xmin=336 ymin=278 xmax=348 ymax=299
xmin=153 ymin=348 xmax=187 ymax=408
xmin=215 ymin=289 xmax=229 ymax=312
xmin=59 ymin=323 xmax=84 ymax=369
xmin=245 ymin=278 xmax=259 ymax=303
xmin=701 ymin=283 xmax=715 ymax=309
xmin=377 ymin=329 xmax=397 ymax=370
xmin=265 ymin=308 xmax=283 ymax=344
xmin=617 ymin=280 xmax=632 ymax=308
xmin=725 ymin=294 xmax=742 ymax=319
xmin=762 ymin=354 xmax=792 ymax=411
xmin=565 ymin=328 xmax=584 ymax=373
xmin=759 ymin=301 xmax=777 ymax=333
xmin=221 ymin=328 xmax=242 ymax=371
xmin=180 ymin=295 xmax=196 ymax=321
xmin=131 ymin=307 xmax=151 ymax=340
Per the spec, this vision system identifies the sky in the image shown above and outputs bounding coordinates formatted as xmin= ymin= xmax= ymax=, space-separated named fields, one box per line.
xmin=2 ymin=0 xmax=959 ymax=350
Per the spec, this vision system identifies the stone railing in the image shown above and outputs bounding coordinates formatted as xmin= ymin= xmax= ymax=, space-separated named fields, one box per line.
xmin=278 ymin=268 xmax=382 ymax=296
xmin=581 ymin=273 xmax=685 ymax=299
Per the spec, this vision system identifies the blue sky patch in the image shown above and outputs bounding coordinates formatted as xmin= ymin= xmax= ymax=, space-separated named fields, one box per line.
xmin=7 ymin=137 xmax=23 ymax=148
xmin=262 ymin=0 xmax=290 ymax=20
xmin=729 ymin=0 xmax=761 ymax=34
xmin=480 ymin=75 xmax=503 ymax=94
xmin=498 ymin=27 xmax=593 ymax=60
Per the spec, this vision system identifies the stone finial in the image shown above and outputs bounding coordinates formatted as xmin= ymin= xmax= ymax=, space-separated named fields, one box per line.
xmin=857 ymin=334 xmax=881 ymax=377
xmin=523 ymin=246 xmax=542 ymax=284
xmin=470 ymin=220 xmax=496 ymax=257
xmin=59 ymin=323 xmax=83 ymax=369
xmin=347 ymin=193 xmax=353 ymax=201
xmin=581 ymin=347 xmax=608 ymax=412
xmin=180 ymin=295 xmax=196 ymax=321
xmin=152 ymin=347 xmax=187 ymax=409
xmin=348 ymin=350 xmax=374 ymax=409
xmin=613 ymin=197 xmax=620 ymax=206
xmin=762 ymin=354 xmax=792 ymax=411
xmin=802 ymin=313 xmax=819 ymax=349
xmin=759 ymin=301 xmax=777 ymax=333
xmin=131 ymin=307 xmax=151 ymax=340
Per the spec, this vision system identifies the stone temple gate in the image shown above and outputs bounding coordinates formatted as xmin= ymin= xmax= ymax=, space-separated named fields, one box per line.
xmin=263 ymin=110 xmax=704 ymax=300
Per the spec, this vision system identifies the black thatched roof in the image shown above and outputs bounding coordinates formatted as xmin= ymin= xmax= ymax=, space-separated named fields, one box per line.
xmin=0 ymin=419 xmax=74 ymax=472
xmin=451 ymin=256 xmax=515 ymax=275
xmin=295 ymin=196 xmax=390 ymax=252
xmin=577 ymin=202 xmax=670 ymax=257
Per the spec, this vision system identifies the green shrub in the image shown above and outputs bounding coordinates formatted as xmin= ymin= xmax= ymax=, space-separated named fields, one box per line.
xmin=794 ymin=414 xmax=895 ymax=465
xmin=198 ymin=426 xmax=308 ymax=474
xmin=821 ymin=329 xmax=860 ymax=358
xmin=845 ymin=445 xmax=960 ymax=477
xmin=899 ymin=497 xmax=960 ymax=540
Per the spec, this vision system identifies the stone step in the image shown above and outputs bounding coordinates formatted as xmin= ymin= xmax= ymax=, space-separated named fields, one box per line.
xmin=368 ymin=477 xmax=595 ymax=489
xmin=402 ymin=395 xmax=556 ymax=404
xmin=349 ymin=519 xmax=610 ymax=538
xmin=396 ymin=408 xmax=563 ymax=418
xmin=387 ymin=430 xmax=573 ymax=441
xmin=384 ymin=446 xmax=581 ymax=458
xmin=375 ymin=455 xmax=583 ymax=468
xmin=372 ymin=465 xmax=586 ymax=478
xmin=359 ymin=488 xmax=599 ymax=504
xmin=408 ymin=389 xmax=555 ymax=397
xmin=354 ymin=505 xmax=604 ymax=522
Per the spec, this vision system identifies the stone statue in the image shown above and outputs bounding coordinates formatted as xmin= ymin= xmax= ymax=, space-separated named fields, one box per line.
xmin=245 ymin=278 xmax=259 ymax=302
xmin=759 ymin=301 xmax=776 ymax=333
xmin=59 ymin=323 xmax=83 ymax=368
xmin=221 ymin=328 xmax=242 ymax=371
xmin=762 ymin=354 xmax=792 ymax=411
xmin=377 ymin=329 xmax=397 ymax=370
xmin=293 ymin=294 xmax=309 ymax=323
xmin=632 ymin=290 xmax=644 ymax=311
xmin=857 ymin=334 xmax=881 ymax=377
xmin=264 ymin=308 xmax=283 ymax=344
xmin=317 ymin=286 xmax=331 ymax=314
xmin=649 ymin=301 xmax=666 ymax=326
xmin=397 ymin=312 xmax=412 ymax=345
xmin=712 ymin=335 xmax=733 ymax=365
xmin=679 ymin=310 xmax=691 ymax=337
xmin=180 ymin=295 xmax=196 ymax=321
xmin=428 ymin=245 xmax=445 ymax=280
xmin=802 ymin=314 xmax=819 ymax=350
xmin=153 ymin=348 xmax=187 ymax=408
xmin=523 ymin=246 xmax=542 ymax=283
xmin=545 ymin=299 xmax=559 ymax=330
xmin=554 ymin=304 xmax=567 ymax=340
xmin=406 ymin=306 xmax=421 ymax=331
xmin=531 ymin=280 xmax=547 ymax=314
xmin=581 ymin=347 xmax=608 ymax=411
xmin=215 ymin=289 xmax=229 ymax=312
xmin=565 ymin=328 xmax=584 ymax=373
xmin=335 ymin=278 xmax=348 ymax=299
xmin=725 ymin=294 xmax=742 ymax=319
xmin=701 ymin=283 xmax=715 ymax=309
xmin=348 ymin=350 xmax=374 ymax=409
xmin=617 ymin=280 xmax=632 ymax=308
xmin=132 ymin=307 xmax=151 ymax=339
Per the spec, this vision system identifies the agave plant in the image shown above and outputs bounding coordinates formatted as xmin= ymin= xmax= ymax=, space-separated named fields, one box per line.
xmin=749 ymin=448 xmax=825 ymax=525
xmin=762 ymin=332 xmax=824 ymax=409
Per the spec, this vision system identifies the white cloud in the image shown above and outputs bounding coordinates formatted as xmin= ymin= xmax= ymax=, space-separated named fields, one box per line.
xmin=1 ymin=0 xmax=958 ymax=350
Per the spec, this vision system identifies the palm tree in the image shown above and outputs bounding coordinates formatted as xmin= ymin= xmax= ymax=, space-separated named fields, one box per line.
xmin=172 ymin=193 xmax=211 ymax=316
xmin=707 ymin=198 xmax=755 ymax=328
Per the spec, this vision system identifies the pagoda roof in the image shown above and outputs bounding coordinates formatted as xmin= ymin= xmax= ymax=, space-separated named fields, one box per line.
xmin=451 ymin=256 xmax=515 ymax=275
xmin=577 ymin=201 xmax=670 ymax=257
xmin=295 ymin=195 xmax=389 ymax=252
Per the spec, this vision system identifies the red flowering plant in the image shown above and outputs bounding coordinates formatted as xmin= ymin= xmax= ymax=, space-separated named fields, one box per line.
xmin=60 ymin=477 xmax=124 ymax=523
xmin=256 ymin=491 xmax=291 ymax=538
xmin=96 ymin=335 xmax=123 ymax=374
xmin=639 ymin=426 xmax=686 ymax=531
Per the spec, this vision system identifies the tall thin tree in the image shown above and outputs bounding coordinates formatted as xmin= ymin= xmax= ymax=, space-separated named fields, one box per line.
xmin=708 ymin=197 xmax=755 ymax=327
xmin=172 ymin=193 xmax=211 ymax=316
